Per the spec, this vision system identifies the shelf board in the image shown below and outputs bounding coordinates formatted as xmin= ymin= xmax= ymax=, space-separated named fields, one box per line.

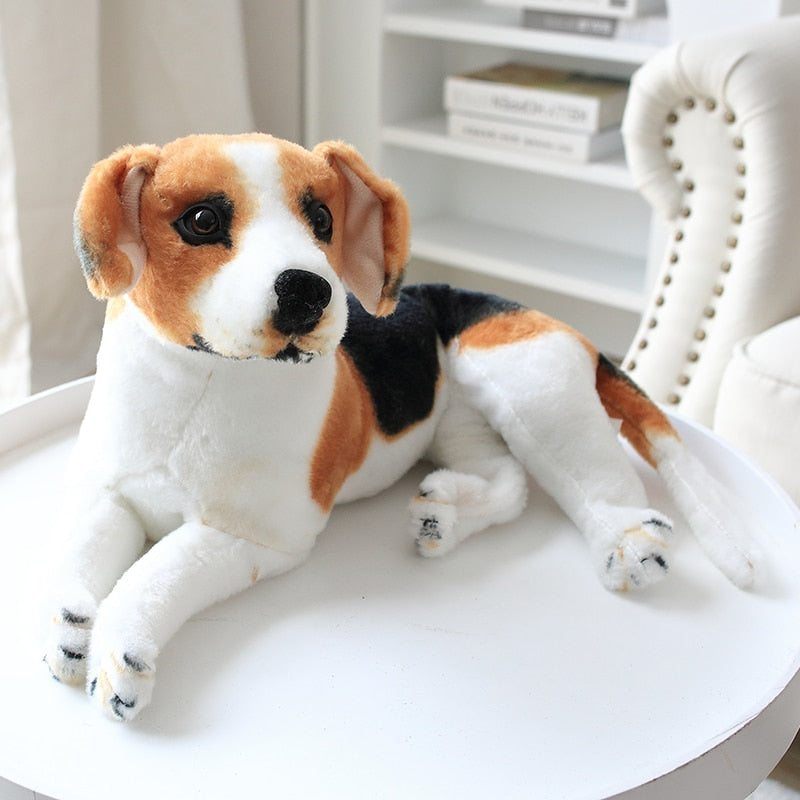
xmin=410 ymin=215 xmax=645 ymax=312
xmin=383 ymin=4 xmax=662 ymax=65
xmin=382 ymin=116 xmax=634 ymax=189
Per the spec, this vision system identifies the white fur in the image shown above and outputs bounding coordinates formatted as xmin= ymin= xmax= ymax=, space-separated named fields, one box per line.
xmin=45 ymin=136 xmax=756 ymax=722
xmin=190 ymin=142 xmax=348 ymax=359
xmin=70 ymin=308 xmax=337 ymax=552
xmin=652 ymin=434 xmax=758 ymax=588
xmin=444 ymin=333 xmax=673 ymax=591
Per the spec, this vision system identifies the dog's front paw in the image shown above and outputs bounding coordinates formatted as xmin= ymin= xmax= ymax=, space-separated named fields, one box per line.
xmin=598 ymin=512 xmax=673 ymax=592
xmin=88 ymin=649 xmax=155 ymax=722
xmin=43 ymin=596 xmax=97 ymax=685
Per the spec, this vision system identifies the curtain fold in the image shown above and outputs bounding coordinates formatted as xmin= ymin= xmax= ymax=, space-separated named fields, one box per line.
xmin=0 ymin=16 xmax=29 ymax=407
xmin=0 ymin=0 xmax=299 ymax=407
xmin=1 ymin=0 xmax=103 ymax=401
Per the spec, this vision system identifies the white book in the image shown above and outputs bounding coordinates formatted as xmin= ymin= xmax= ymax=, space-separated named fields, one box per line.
xmin=483 ymin=0 xmax=666 ymax=20
xmin=523 ymin=9 xmax=619 ymax=36
xmin=522 ymin=9 xmax=669 ymax=44
xmin=444 ymin=63 xmax=628 ymax=133
xmin=447 ymin=112 xmax=623 ymax=163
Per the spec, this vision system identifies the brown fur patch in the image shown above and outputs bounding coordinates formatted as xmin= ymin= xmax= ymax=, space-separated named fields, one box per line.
xmin=76 ymin=144 xmax=160 ymax=299
xmin=310 ymin=349 xmax=376 ymax=511
xmin=278 ymin=141 xmax=339 ymax=241
xmin=105 ymin=296 xmax=126 ymax=323
xmin=459 ymin=308 xmax=594 ymax=353
xmin=595 ymin=356 xmax=678 ymax=468
xmin=255 ymin=314 xmax=339 ymax=360
xmin=129 ymin=135 xmax=260 ymax=347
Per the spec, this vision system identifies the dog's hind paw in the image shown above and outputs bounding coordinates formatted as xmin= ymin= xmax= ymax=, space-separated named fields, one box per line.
xmin=88 ymin=649 xmax=155 ymax=722
xmin=43 ymin=600 xmax=96 ymax=685
xmin=597 ymin=512 xmax=673 ymax=592
xmin=410 ymin=493 xmax=459 ymax=558
xmin=409 ymin=461 xmax=529 ymax=558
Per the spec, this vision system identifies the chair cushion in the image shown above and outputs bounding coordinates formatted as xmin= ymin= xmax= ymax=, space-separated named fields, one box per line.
xmin=714 ymin=316 xmax=800 ymax=505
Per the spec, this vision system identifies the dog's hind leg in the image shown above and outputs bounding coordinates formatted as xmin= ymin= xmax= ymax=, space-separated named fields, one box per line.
xmin=451 ymin=331 xmax=673 ymax=591
xmin=85 ymin=523 xmax=306 ymax=721
xmin=410 ymin=390 xmax=529 ymax=557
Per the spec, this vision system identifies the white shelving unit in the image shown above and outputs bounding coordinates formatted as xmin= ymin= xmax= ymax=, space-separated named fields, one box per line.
xmin=306 ymin=0 xmax=667 ymax=355
xmin=382 ymin=3 xmax=660 ymax=64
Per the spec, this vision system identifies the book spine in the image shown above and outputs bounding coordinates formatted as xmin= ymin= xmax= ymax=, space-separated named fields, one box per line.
xmin=522 ymin=10 xmax=618 ymax=36
xmin=447 ymin=113 xmax=601 ymax=162
xmin=444 ymin=76 xmax=602 ymax=132
xmin=483 ymin=0 xmax=664 ymax=20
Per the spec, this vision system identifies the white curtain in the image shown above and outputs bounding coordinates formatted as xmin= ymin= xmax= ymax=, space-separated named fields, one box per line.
xmin=0 ymin=15 xmax=28 ymax=404
xmin=0 ymin=0 xmax=302 ymax=408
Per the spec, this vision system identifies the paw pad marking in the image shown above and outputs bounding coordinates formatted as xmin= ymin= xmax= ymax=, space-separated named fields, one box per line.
xmin=44 ymin=606 xmax=96 ymax=685
xmin=61 ymin=609 xmax=91 ymax=627
xmin=59 ymin=646 xmax=85 ymax=662
xmin=122 ymin=652 xmax=151 ymax=673
xmin=603 ymin=515 xmax=673 ymax=592
xmin=418 ymin=516 xmax=442 ymax=541
xmin=110 ymin=694 xmax=136 ymax=719
xmin=90 ymin=651 xmax=155 ymax=721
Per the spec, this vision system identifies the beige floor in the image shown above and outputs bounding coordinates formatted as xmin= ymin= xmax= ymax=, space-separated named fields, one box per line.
xmin=750 ymin=780 xmax=800 ymax=800
xmin=749 ymin=734 xmax=800 ymax=799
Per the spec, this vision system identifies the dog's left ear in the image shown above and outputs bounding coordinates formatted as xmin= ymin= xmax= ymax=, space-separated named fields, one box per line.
xmin=313 ymin=141 xmax=410 ymax=316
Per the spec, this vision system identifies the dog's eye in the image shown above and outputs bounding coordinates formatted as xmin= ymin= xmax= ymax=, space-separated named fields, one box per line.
xmin=312 ymin=203 xmax=333 ymax=241
xmin=303 ymin=197 xmax=333 ymax=243
xmin=189 ymin=207 xmax=219 ymax=236
xmin=173 ymin=195 xmax=233 ymax=248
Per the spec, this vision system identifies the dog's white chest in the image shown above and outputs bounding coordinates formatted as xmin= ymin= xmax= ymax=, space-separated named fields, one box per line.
xmin=71 ymin=320 xmax=336 ymax=552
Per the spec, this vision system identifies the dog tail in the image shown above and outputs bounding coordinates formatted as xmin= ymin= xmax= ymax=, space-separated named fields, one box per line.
xmin=595 ymin=354 xmax=756 ymax=588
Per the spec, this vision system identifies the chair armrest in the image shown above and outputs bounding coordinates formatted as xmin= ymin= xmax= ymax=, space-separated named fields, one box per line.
xmin=714 ymin=316 xmax=800 ymax=506
xmin=621 ymin=18 xmax=800 ymax=425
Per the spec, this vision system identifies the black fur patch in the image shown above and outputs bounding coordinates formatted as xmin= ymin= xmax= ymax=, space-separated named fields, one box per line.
xmin=73 ymin=229 xmax=95 ymax=282
xmin=402 ymin=284 xmax=524 ymax=345
xmin=342 ymin=291 xmax=441 ymax=436
xmin=188 ymin=334 xmax=216 ymax=354
xmin=273 ymin=343 xmax=305 ymax=363
xmin=342 ymin=284 xmax=525 ymax=436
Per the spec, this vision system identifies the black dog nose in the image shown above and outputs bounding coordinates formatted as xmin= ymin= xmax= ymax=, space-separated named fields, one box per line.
xmin=272 ymin=269 xmax=332 ymax=335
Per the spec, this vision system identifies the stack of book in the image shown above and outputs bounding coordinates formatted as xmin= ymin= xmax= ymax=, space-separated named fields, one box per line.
xmin=444 ymin=62 xmax=629 ymax=163
xmin=484 ymin=0 xmax=669 ymax=44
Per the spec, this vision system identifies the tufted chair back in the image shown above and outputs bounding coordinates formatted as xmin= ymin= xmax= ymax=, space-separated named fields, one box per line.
xmin=621 ymin=17 xmax=800 ymax=428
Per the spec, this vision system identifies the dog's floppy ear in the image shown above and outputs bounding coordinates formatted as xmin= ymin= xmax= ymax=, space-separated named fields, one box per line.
xmin=312 ymin=141 xmax=410 ymax=316
xmin=74 ymin=144 xmax=160 ymax=299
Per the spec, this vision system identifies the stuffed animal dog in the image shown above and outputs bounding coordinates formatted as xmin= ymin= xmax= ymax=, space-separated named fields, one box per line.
xmin=44 ymin=133 xmax=755 ymax=721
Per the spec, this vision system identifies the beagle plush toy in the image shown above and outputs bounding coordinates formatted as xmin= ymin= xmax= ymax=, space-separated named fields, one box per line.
xmin=44 ymin=133 xmax=755 ymax=721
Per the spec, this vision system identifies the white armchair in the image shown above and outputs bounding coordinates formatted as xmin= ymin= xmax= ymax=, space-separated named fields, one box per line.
xmin=621 ymin=17 xmax=800 ymax=504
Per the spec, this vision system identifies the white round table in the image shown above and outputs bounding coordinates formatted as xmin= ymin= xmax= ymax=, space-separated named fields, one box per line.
xmin=1 ymin=378 xmax=799 ymax=800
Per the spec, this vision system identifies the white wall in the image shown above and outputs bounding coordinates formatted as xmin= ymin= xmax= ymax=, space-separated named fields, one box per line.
xmin=303 ymin=0 xmax=382 ymax=159
xmin=244 ymin=0 xmax=304 ymax=144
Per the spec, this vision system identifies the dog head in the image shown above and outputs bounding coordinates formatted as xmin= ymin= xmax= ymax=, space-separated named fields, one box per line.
xmin=73 ymin=133 xmax=410 ymax=361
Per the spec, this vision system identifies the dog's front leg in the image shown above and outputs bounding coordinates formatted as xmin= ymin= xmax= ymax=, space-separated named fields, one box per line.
xmin=44 ymin=494 xmax=147 ymax=686
xmin=86 ymin=522 xmax=306 ymax=721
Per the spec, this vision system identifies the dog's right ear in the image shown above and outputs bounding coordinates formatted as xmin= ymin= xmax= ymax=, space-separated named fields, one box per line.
xmin=74 ymin=144 xmax=160 ymax=299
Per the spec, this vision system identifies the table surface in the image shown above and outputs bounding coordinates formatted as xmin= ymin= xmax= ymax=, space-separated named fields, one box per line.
xmin=1 ymin=378 xmax=799 ymax=800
